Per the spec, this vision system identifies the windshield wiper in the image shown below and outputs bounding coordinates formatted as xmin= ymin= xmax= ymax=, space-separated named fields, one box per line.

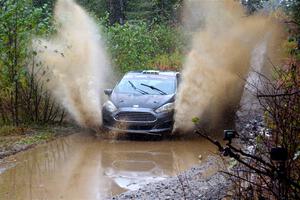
xmin=140 ymin=83 xmax=167 ymax=95
xmin=128 ymin=81 xmax=149 ymax=95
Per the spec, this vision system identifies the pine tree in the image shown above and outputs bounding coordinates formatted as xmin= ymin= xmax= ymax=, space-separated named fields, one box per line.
xmin=125 ymin=0 xmax=181 ymax=23
xmin=125 ymin=0 xmax=156 ymax=22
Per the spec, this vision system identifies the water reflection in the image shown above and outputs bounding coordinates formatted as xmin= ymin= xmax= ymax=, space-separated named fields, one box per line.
xmin=0 ymin=133 xmax=217 ymax=200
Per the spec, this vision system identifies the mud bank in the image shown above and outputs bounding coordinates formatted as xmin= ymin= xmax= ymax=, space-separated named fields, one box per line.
xmin=111 ymin=156 xmax=230 ymax=200
xmin=0 ymin=126 xmax=77 ymax=160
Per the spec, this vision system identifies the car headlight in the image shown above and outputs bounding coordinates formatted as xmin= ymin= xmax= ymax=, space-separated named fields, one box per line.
xmin=155 ymin=102 xmax=174 ymax=113
xmin=103 ymin=100 xmax=117 ymax=113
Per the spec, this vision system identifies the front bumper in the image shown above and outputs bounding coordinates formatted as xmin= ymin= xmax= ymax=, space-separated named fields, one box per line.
xmin=102 ymin=107 xmax=174 ymax=135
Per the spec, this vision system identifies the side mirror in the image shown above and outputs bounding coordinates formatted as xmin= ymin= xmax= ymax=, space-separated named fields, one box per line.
xmin=223 ymin=130 xmax=236 ymax=144
xmin=104 ymin=89 xmax=113 ymax=96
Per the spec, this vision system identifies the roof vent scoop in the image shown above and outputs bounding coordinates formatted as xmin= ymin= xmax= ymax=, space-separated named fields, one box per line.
xmin=142 ymin=70 xmax=159 ymax=75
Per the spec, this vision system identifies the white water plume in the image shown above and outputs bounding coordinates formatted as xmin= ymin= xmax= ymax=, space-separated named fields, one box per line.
xmin=32 ymin=0 xmax=111 ymax=128
xmin=174 ymin=0 xmax=282 ymax=133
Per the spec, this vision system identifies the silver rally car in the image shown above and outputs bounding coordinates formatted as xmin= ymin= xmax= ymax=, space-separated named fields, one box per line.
xmin=102 ymin=70 xmax=180 ymax=135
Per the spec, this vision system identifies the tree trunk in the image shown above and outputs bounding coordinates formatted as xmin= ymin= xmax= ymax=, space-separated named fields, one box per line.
xmin=13 ymin=1 xmax=19 ymax=125
xmin=108 ymin=0 xmax=125 ymax=25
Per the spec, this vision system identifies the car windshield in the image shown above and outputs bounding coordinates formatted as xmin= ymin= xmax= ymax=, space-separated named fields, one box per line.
xmin=114 ymin=75 xmax=176 ymax=95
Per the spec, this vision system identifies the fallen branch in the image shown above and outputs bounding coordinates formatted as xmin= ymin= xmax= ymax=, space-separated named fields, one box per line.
xmin=257 ymin=90 xmax=300 ymax=98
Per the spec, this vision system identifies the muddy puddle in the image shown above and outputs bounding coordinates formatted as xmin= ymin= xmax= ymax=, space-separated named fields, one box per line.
xmin=0 ymin=132 xmax=218 ymax=200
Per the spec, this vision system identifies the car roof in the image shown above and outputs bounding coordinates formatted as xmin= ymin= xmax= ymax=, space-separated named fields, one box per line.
xmin=125 ymin=70 xmax=179 ymax=78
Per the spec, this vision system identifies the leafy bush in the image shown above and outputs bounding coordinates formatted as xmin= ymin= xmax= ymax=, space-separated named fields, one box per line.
xmin=104 ymin=22 xmax=185 ymax=73
xmin=151 ymin=51 xmax=183 ymax=71
xmin=0 ymin=0 xmax=61 ymax=125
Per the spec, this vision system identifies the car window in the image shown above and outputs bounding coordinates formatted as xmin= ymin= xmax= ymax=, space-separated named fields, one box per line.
xmin=114 ymin=76 xmax=176 ymax=95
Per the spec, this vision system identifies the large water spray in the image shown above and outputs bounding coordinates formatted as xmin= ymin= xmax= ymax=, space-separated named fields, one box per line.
xmin=174 ymin=0 xmax=282 ymax=132
xmin=32 ymin=0 xmax=111 ymax=128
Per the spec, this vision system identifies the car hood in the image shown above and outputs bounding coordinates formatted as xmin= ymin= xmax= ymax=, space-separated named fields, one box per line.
xmin=110 ymin=93 xmax=175 ymax=109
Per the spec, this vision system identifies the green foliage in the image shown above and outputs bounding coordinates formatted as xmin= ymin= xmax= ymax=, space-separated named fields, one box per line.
xmin=17 ymin=131 xmax=54 ymax=145
xmin=32 ymin=0 xmax=56 ymax=12
xmin=282 ymin=0 xmax=300 ymax=27
xmin=125 ymin=0 xmax=182 ymax=24
xmin=105 ymin=22 xmax=185 ymax=73
xmin=0 ymin=0 xmax=54 ymax=125
xmin=0 ymin=0 xmax=52 ymax=82
xmin=240 ymin=0 xmax=268 ymax=14
xmin=0 ymin=125 xmax=26 ymax=136
xmin=77 ymin=0 xmax=108 ymax=19
xmin=150 ymin=52 xmax=183 ymax=71
xmin=192 ymin=117 xmax=200 ymax=125
xmin=126 ymin=1 xmax=156 ymax=22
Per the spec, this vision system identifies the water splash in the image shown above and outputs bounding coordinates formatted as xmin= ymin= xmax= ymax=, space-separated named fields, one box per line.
xmin=174 ymin=0 xmax=282 ymax=132
xmin=32 ymin=0 xmax=111 ymax=128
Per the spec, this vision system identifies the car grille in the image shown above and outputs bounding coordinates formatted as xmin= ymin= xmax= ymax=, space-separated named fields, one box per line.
xmin=114 ymin=112 xmax=156 ymax=122
xmin=128 ymin=124 xmax=154 ymax=130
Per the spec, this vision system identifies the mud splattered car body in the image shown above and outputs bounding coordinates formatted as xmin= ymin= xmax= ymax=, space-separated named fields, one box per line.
xmin=102 ymin=70 xmax=180 ymax=135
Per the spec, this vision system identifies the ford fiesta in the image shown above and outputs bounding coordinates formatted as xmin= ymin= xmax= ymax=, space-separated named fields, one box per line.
xmin=102 ymin=70 xmax=180 ymax=135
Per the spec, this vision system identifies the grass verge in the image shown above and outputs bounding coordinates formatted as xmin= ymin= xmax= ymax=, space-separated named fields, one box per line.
xmin=0 ymin=125 xmax=77 ymax=159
